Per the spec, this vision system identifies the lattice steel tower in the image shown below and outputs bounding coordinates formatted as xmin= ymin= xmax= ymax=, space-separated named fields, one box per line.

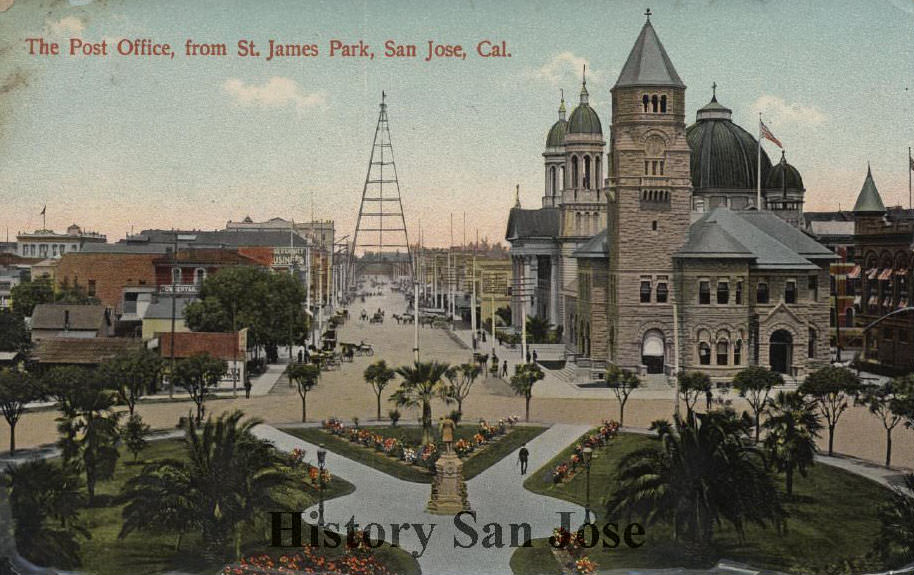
xmin=349 ymin=92 xmax=413 ymax=286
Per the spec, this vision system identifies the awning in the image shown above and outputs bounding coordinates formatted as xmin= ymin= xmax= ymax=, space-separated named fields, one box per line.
xmin=868 ymin=296 xmax=879 ymax=306
xmin=896 ymin=268 xmax=908 ymax=276
xmin=867 ymin=268 xmax=878 ymax=280
xmin=847 ymin=265 xmax=861 ymax=279
xmin=878 ymin=268 xmax=894 ymax=281
xmin=853 ymin=295 xmax=862 ymax=306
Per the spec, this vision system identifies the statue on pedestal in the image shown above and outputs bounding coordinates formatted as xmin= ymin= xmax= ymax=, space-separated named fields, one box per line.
xmin=427 ymin=417 xmax=470 ymax=514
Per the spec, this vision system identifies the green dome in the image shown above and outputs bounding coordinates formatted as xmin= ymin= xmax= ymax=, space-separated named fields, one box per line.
xmin=766 ymin=154 xmax=804 ymax=190
xmin=686 ymin=112 xmax=772 ymax=190
xmin=546 ymin=119 xmax=567 ymax=147
xmin=567 ymin=104 xmax=602 ymax=135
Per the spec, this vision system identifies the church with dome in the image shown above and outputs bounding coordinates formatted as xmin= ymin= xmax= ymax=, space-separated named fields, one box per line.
xmin=506 ymin=13 xmax=835 ymax=383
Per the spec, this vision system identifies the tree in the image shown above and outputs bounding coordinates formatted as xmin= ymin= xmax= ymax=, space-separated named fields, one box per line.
xmin=733 ymin=366 xmax=783 ymax=442
xmin=609 ymin=410 xmax=781 ymax=547
xmin=120 ymin=410 xmax=293 ymax=561
xmin=605 ymin=364 xmax=640 ymax=426
xmin=288 ymin=362 xmax=320 ymax=422
xmin=799 ymin=366 xmax=862 ymax=456
xmin=4 ymin=459 xmax=87 ymax=568
xmin=495 ymin=306 xmax=511 ymax=327
xmin=122 ymin=413 xmax=150 ymax=462
xmin=172 ymin=353 xmax=227 ymax=423
xmin=392 ymin=361 xmax=452 ymax=445
xmin=184 ymin=267 xmax=309 ymax=359
xmin=762 ymin=390 xmax=821 ymax=495
xmin=0 ymin=311 xmax=29 ymax=355
xmin=0 ymin=370 xmax=41 ymax=453
xmin=876 ymin=473 xmax=914 ymax=566
xmin=100 ymin=348 xmax=162 ymax=416
xmin=509 ymin=363 xmax=545 ymax=422
xmin=51 ymin=370 xmax=122 ymax=501
xmin=364 ymin=360 xmax=396 ymax=421
xmin=677 ymin=371 xmax=712 ymax=416
xmin=862 ymin=376 xmax=913 ymax=467
xmin=442 ymin=362 xmax=482 ymax=416
xmin=525 ymin=315 xmax=552 ymax=344
xmin=9 ymin=277 xmax=54 ymax=317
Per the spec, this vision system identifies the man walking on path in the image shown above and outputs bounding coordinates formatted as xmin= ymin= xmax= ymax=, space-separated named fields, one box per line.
xmin=705 ymin=388 xmax=713 ymax=410
xmin=526 ymin=350 xmax=531 ymax=364
xmin=518 ymin=444 xmax=529 ymax=475
xmin=501 ymin=360 xmax=509 ymax=378
xmin=532 ymin=349 xmax=538 ymax=364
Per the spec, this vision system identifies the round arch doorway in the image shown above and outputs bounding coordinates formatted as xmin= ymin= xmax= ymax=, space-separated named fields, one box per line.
xmin=769 ymin=330 xmax=793 ymax=374
xmin=641 ymin=330 xmax=666 ymax=374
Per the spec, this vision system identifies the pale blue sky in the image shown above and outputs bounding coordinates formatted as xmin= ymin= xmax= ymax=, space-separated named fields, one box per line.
xmin=1 ymin=0 xmax=912 ymax=246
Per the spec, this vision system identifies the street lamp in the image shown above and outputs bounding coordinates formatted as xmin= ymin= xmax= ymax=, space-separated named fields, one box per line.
xmin=582 ymin=447 xmax=593 ymax=524
xmin=317 ymin=444 xmax=327 ymax=528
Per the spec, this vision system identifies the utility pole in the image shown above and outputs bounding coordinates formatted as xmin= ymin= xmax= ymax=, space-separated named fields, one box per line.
xmin=471 ymin=228 xmax=478 ymax=347
xmin=169 ymin=230 xmax=177 ymax=399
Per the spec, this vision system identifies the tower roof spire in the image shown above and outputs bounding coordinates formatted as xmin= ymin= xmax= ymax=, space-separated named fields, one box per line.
xmin=853 ymin=162 xmax=887 ymax=214
xmin=514 ymin=184 xmax=521 ymax=208
xmin=580 ymin=65 xmax=589 ymax=104
xmin=559 ymin=88 xmax=566 ymax=120
xmin=614 ymin=12 xmax=684 ymax=89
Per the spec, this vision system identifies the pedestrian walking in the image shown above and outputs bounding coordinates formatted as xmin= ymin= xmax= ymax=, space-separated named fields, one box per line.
xmin=501 ymin=360 xmax=509 ymax=378
xmin=526 ymin=350 xmax=531 ymax=364
xmin=705 ymin=388 xmax=713 ymax=410
xmin=532 ymin=349 xmax=538 ymax=364
xmin=518 ymin=444 xmax=529 ymax=475
xmin=244 ymin=376 xmax=252 ymax=399
xmin=481 ymin=331 xmax=486 ymax=343
xmin=298 ymin=349 xmax=303 ymax=363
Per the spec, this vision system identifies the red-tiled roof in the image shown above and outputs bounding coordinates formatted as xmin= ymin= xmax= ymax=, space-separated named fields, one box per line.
xmin=156 ymin=331 xmax=243 ymax=361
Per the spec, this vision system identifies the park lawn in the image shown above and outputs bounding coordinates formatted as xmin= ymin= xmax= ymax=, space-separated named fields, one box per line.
xmin=66 ymin=439 xmax=418 ymax=575
xmin=512 ymin=432 xmax=895 ymax=575
xmin=286 ymin=424 xmax=546 ymax=483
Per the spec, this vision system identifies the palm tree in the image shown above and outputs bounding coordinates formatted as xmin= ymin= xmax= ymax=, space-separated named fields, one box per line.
xmin=392 ymin=361 xmax=451 ymax=445
xmin=119 ymin=410 xmax=293 ymax=561
xmin=609 ymin=411 xmax=781 ymax=547
xmin=364 ymin=360 xmax=397 ymax=421
xmin=442 ymin=363 xmax=482 ymax=416
xmin=510 ymin=363 xmax=545 ymax=422
xmin=525 ymin=315 xmax=553 ymax=344
xmin=288 ymin=363 xmax=321 ymax=422
xmin=762 ymin=391 xmax=821 ymax=496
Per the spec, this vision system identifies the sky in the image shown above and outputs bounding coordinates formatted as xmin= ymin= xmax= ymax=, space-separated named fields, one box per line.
xmin=1 ymin=0 xmax=913 ymax=248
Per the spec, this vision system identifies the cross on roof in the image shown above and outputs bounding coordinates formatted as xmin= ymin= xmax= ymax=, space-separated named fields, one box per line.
xmin=712 ymin=82 xmax=717 ymax=98
xmin=644 ymin=7 xmax=652 ymax=19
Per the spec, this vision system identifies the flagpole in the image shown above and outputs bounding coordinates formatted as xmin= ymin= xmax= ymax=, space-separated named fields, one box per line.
xmin=909 ymin=146 xmax=911 ymax=210
xmin=757 ymin=113 xmax=762 ymax=210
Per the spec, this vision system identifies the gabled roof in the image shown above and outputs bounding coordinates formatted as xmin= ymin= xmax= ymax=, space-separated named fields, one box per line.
xmin=572 ymin=229 xmax=609 ymax=259
xmin=505 ymin=208 xmax=560 ymax=241
xmin=614 ymin=19 xmax=684 ymax=89
xmin=144 ymin=296 xmax=193 ymax=320
xmin=33 ymin=337 xmax=142 ymax=365
xmin=31 ymin=304 xmax=109 ymax=331
xmin=676 ymin=207 xmax=837 ymax=269
xmin=853 ymin=165 xmax=886 ymax=214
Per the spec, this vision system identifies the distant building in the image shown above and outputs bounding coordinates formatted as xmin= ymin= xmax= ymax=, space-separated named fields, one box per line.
xmin=32 ymin=337 xmax=142 ymax=369
xmin=30 ymin=303 xmax=114 ymax=341
xmin=17 ymin=224 xmax=106 ymax=259
xmin=225 ymin=216 xmax=335 ymax=248
xmin=141 ymin=296 xmax=192 ymax=340
xmin=156 ymin=330 xmax=248 ymax=388
xmin=0 ymin=268 xmax=28 ymax=311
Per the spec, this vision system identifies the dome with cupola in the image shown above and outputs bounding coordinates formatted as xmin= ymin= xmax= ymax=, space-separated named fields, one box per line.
xmin=546 ymin=96 xmax=568 ymax=147
xmin=567 ymin=79 xmax=602 ymax=135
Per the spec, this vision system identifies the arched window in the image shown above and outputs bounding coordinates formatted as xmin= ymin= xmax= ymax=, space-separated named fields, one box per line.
xmin=642 ymin=94 xmax=649 ymax=113
xmin=172 ymin=267 xmax=182 ymax=284
xmin=656 ymin=281 xmax=668 ymax=303
xmin=734 ymin=340 xmax=743 ymax=365
xmin=195 ymin=268 xmax=206 ymax=285
xmin=571 ymin=156 xmax=579 ymax=188
xmin=595 ymin=156 xmax=601 ymax=185
xmin=757 ymin=281 xmax=769 ymax=304
xmin=694 ymin=197 xmax=706 ymax=213
xmin=660 ymin=95 xmax=667 ymax=113
xmin=550 ymin=166 xmax=557 ymax=196
xmin=651 ymin=94 xmax=658 ymax=113
xmin=699 ymin=342 xmax=711 ymax=365
xmin=716 ymin=339 xmax=729 ymax=366
xmin=584 ymin=155 xmax=591 ymax=189
xmin=575 ymin=212 xmax=582 ymax=234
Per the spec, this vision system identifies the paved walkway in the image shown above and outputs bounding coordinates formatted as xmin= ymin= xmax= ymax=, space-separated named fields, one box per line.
xmin=253 ymin=423 xmax=589 ymax=575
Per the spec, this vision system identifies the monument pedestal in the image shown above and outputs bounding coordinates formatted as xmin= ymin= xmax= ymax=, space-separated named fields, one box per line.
xmin=426 ymin=450 xmax=470 ymax=514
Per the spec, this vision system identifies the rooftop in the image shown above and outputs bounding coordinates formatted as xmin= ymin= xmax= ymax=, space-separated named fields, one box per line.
xmin=156 ymin=331 xmax=243 ymax=361
xmin=31 ymin=304 xmax=110 ymax=331
xmin=614 ymin=17 xmax=684 ymax=89
xmin=33 ymin=337 xmax=142 ymax=365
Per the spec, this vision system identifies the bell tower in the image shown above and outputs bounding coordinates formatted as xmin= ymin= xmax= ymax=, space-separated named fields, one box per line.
xmin=606 ymin=11 xmax=691 ymax=370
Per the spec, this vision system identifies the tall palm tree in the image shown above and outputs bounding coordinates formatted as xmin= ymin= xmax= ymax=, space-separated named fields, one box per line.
xmin=609 ymin=410 xmax=781 ymax=547
xmin=762 ymin=390 xmax=821 ymax=496
xmin=393 ymin=361 xmax=451 ymax=445
xmin=119 ymin=410 xmax=292 ymax=561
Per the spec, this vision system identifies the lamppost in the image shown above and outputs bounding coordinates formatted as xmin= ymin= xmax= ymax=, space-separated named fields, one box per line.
xmin=582 ymin=447 xmax=593 ymax=524
xmin=317 ymin=444 xmax=327 ymax=528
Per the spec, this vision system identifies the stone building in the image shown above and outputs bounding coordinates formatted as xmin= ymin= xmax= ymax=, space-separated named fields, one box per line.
xmin=506 ymin=14 xmax=834 ymax=382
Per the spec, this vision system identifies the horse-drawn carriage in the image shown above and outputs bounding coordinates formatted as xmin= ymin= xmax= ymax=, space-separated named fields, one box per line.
xmin=369 ymin=311 xmax=384 ymax=324
xmin=341 ymin=341 xmax=374 ymax=356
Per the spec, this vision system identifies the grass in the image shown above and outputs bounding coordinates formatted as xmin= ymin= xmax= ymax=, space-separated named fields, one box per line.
xmin=285 ymin=424 xmax=546 ymax=483
xmin=45 ymin=438 xmax=419 ymax=575
xmin=512 ymin=431 xmax=896 ymax=575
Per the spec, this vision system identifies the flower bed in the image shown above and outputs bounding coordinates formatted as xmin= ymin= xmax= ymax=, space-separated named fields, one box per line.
xmin=289 ymin=448 xmax=332 ymax=486
xmin=320 ymin=416 xmax=520 ymax=471
xmin=551 ymin=421 xmax=619 ymax=484
xmin=223 ymin=547 xmax=393 ymax=575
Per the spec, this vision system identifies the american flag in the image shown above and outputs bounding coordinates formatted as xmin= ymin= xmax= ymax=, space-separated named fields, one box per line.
xmin=759 ymin=120 xmax=782 ymax=148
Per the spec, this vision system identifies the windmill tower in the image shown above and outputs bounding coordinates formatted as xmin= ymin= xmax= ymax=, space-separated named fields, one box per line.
xmin=349 ymin=92 xmax=413 ymax=286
